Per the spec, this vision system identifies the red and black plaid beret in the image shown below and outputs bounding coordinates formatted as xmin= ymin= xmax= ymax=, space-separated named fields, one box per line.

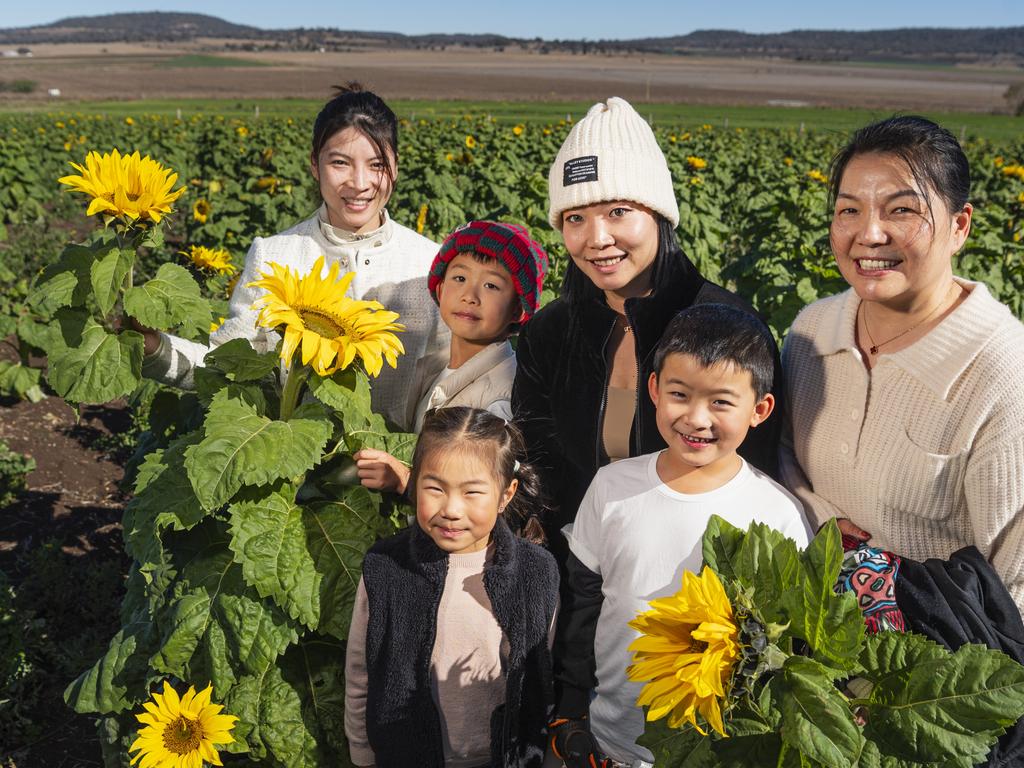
xmin=427 ymin=220 xmax=549 ymax=322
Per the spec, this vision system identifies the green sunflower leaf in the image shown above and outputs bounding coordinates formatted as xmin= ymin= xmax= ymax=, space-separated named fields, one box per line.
xmin=28 ymin=243 xmax=94 ymax=313
xmin=860 ymin=633 xmax=1024 ymax=766
xmin=229 ymin=484 xmax=321 ymax=630
xmin=45 ymin=311 xmax=143 ymax=404
xmin=303 ymin=487 xmax=396 ymax=639
xmin=778 ymin=656 xmax=865 ymax=767
xmin=204 ymin=337 xmax=280 ymax=382
xmin=636 ymin=718 xmax=716 ymax=767
xmin=702 ymin=514 xmax=745 ymax=584
xmin=90 ymin=246 xmax=134 ymax=317
xmin=183 ymin=390 xmax=332 ymax=511
xmin=0 ymin=360 xmax=44 ymax=402
xmin=783 ymin=521 xmax=864 ymax=673
xmin=344 ymin=411 xmax=417 ymax=466
xmin=149 ymin=520 xmax=299 ymax=698
xmin=64 ymin=621 xmax=156 ymax=714
xmin=122 ymin=432 xmax=207 ymax=565
xmin=308 ymin=368 xmax=374 ymax=426
xmin=124 ymin=262 xmax=211 ymax=334
xmin=223 ymin=637 xmax=347 ymax=766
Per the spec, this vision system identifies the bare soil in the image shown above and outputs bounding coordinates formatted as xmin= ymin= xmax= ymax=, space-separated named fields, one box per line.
xmin=0 ymin=393 xmax=130 ymax=767
xmin=1 ymin=40 xmax=1022 ymax=112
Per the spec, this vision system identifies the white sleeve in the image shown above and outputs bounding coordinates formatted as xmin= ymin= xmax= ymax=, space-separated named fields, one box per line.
xmin=561 ymin=471 xmax=605 ymax=575
xmin=344 ymin=578 xmax=376 ymax=767
xmin=141 ymin=236 xmax=282 ymax=389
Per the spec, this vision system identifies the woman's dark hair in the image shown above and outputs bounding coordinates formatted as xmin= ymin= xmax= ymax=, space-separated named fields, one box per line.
xmin=411 ymin=407 xmax=547 ymax=545
xmin=827 ymin=115 xmax=970 ymax=219
xmin=560 ymin=214 xmax=679 ymax=307
xmin=311 ymin=82 xmax=399 ymax=181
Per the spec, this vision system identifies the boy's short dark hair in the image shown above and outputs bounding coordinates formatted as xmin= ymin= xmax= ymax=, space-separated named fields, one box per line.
xmin=653 ymin=304 xmax=775 ymax=398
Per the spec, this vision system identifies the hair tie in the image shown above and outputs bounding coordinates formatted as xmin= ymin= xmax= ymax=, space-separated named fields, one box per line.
xmin=513 ymin=460 xmax=521 ymax=474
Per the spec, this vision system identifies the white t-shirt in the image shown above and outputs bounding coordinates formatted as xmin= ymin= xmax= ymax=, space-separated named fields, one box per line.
xmin=562 ymin=452 xmax=812 ymax=764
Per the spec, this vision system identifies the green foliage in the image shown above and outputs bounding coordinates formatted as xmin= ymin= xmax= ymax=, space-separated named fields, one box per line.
xmin=65 ymin=320 xmax=403 ymax=765
xmin=0 ymin=438 xmax=35 ymax=507
xmin=783 ymin=522 xmax=865 ymax=673
xmin=123 ymin=262 xmax=211 ymax=334
xmin=860 ymin=633 xmax=1024 ymax=766
xmin=183 ymin=391 xmax=332 ymax=510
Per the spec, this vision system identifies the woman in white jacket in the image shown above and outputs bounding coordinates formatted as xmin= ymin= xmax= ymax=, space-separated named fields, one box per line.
xmin=140 ymin=83 xmax=446 ymax=427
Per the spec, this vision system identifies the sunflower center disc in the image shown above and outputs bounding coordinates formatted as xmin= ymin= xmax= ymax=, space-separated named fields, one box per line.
xmin=299 ymin=308 xmax=344 ymax=338
xmin=162 ymin=715 xmax=202 ymax=755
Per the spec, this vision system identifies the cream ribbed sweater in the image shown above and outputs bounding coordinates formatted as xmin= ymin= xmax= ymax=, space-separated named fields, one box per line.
xmin=141 ymin=206 xmax=448 ymax=427
xmin=780 ymin=279 xmax=1024 ymax=611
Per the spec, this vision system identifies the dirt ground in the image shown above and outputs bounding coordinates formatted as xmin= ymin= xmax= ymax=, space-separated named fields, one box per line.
xmin=0 ymin=387 xmax=129 ymax=767
xmin=1 ymin=40 xmax=1022 ymax=112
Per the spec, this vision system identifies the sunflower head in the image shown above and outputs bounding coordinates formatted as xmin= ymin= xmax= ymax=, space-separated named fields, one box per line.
xmin=628 ymin=566 xmax=740 ymax=737
xmin=129 ymin=680 xmax=237 ymax=768
xmin=249 ymin=255 xmax=405 ymax=377
xmin=58 ymin=149 xmax=186 ymax=227
xmin=193 ymin=198 xmax=211 ymax=223
xmin=182 ymin=244 xmax=235 ymax=276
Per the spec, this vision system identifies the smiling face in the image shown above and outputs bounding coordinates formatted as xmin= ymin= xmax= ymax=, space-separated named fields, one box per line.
xmin=436 ymin=252 xmax=522 ymax=345
xmin=560 ymin=200 xmax=659 ymax=304
xmin=311 ymin=126 xmax=395 ymax=234
xmin=830 ymin=152 xmax=972 ymax=312
xmin=415 ymin=445 xmax=518 ymax=555
xmin=648 ymin=353 xmax=774 ymax=484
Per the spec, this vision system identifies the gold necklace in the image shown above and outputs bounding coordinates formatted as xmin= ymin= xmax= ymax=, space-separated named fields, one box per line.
xmin=861 ymin=283 xmax=959 ymax=356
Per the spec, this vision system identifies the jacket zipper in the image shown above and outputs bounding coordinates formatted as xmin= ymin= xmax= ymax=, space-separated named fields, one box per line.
xmin=595 ymin=316 xmax=618 ymax=469
xmin=625 ymin=303 xmax=642 ymax=451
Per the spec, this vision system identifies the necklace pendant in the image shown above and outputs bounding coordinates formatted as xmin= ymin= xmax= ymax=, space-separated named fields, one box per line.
xmin=870 ymin=345 xmax=878 ymax=355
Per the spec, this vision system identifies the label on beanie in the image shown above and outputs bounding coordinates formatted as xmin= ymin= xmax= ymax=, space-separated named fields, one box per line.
xmin=563 ymin=155 xmax=599 ymax=186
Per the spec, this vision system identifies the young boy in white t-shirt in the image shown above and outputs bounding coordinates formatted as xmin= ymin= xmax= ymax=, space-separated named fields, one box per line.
xmin=549 ymin=303 xmax=811 ymax=768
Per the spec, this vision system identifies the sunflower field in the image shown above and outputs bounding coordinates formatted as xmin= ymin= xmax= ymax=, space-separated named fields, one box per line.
xmin=1 ymin=110 xmax=1024 ymax=767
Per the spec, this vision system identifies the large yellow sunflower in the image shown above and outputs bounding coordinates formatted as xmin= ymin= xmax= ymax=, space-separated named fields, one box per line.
xmin=182 ymin=245 xmax=235 ymax=276
xmin=249 ymin=255 xmax=405 ymax=377
xmin=128 ymin=681 xmax=237 ymax=768
xmin=628 ymin=567 xmax=740 ymax=737
xmin=58 ymin=149 xmax=186 ymax=225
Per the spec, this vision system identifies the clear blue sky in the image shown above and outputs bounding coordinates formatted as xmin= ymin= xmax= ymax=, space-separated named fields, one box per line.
xmin=6 ymin=1 xmax=1024 ymax=39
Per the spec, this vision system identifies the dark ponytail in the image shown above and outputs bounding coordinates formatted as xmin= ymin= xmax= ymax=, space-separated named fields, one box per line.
xmin=412 ymin=407 xmax=549 ymax=545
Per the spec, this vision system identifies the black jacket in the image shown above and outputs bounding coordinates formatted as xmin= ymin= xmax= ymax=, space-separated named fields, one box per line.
xmin=896 ymin=547 xmax=1024 ymax=768
xmin=512 ymin=248 xmax=782 ymax=551
xmin=362 ymin=517 xmax=559 ymax=768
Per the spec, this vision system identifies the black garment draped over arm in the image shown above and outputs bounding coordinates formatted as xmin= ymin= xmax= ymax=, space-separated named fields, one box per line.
xmin=897 ymin=546 xmax=1024 ymax=768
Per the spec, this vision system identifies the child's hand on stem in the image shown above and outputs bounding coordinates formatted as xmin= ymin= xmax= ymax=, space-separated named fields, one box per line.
xmin=354 ymin=449 xmax=411 ymax=494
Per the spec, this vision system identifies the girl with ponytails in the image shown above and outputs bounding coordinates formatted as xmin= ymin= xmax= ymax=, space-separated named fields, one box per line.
xmin=345 ymin=406 xmax=558 ymax=768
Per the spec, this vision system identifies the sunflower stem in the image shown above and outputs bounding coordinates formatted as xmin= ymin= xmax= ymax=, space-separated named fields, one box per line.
xmin=279 ymin=364 xmax=311 ymax=422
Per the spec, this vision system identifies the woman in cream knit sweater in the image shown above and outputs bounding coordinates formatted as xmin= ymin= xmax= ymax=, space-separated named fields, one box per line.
xmin=781 ymin=116 xmax=1024 ymax=613
xmin=140 ymin=84 xmax=446 ymax=427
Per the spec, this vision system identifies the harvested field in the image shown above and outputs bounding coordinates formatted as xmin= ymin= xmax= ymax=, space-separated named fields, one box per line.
xmin=1 ymin=40 xmax=1022 ymax=112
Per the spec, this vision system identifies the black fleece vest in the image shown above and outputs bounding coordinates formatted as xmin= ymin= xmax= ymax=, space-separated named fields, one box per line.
xmin=361 ymin=517 xmax=558 ymax=768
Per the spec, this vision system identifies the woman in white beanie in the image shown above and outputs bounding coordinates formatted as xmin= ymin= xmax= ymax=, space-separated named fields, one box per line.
xmin=512 ymin=97 xmax=781 ymax=768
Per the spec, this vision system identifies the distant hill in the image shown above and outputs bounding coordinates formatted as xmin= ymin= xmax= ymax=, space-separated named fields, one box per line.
xmin=0 ymin=12 xmax=270 ymax=43
xmin=0 ymin=12 xmax=1020 ymax=65
xmin=620 ymin=27 xmax=1024 ymax=62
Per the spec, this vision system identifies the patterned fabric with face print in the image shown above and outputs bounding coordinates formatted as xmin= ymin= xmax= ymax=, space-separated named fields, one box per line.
xmin=838 ymin=534 xmax=906 ymax=633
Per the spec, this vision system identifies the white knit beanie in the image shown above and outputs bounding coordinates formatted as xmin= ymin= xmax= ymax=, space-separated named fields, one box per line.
xmin=547 ymin=97 xmax=678 ymax=230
